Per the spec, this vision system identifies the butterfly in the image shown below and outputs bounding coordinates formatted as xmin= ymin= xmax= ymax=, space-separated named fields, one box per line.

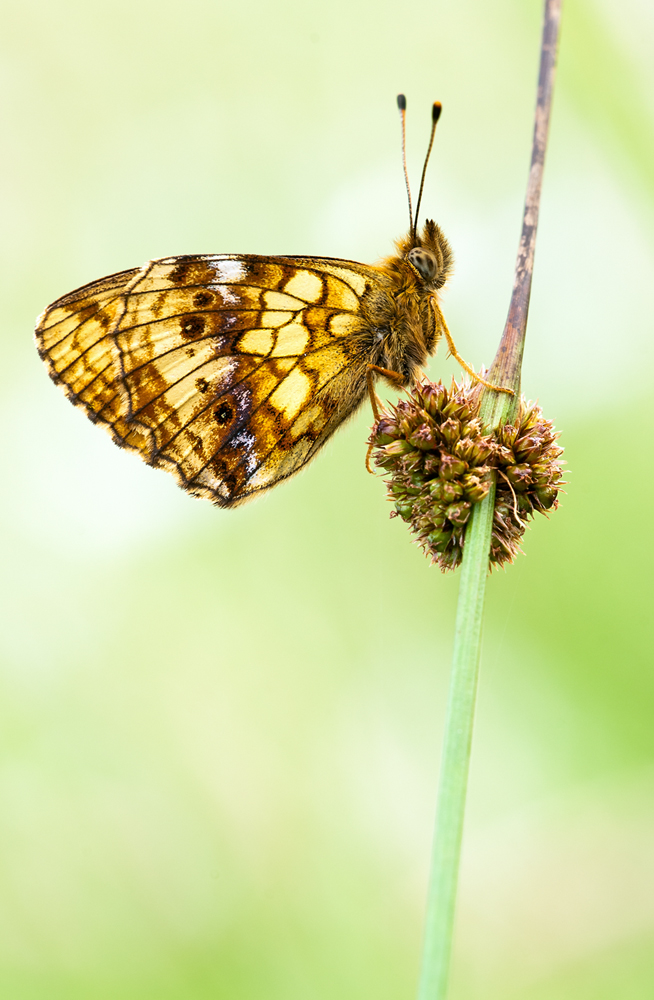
xmin=35 ymin=99 xmax=506 ymax=508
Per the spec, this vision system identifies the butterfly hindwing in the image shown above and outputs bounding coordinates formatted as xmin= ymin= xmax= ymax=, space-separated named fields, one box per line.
xmin=36 ymin=253 xmax=381 ymax=506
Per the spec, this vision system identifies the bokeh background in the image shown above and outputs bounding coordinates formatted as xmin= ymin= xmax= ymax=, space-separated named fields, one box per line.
xmin=2 ymin=0 xmax=654 ymax=997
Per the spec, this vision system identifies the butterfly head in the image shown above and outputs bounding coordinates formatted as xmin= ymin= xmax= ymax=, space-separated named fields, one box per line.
xmin=402 ymin=219 xmax=453 ymax=291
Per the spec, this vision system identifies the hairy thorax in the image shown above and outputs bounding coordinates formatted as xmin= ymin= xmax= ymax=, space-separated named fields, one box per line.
xmin=361 ymin=219 xmax=454 ymax=385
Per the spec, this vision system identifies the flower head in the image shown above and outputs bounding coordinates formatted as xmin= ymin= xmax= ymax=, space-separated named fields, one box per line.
xmin=369 ymin=379 xmax=564 ymax=570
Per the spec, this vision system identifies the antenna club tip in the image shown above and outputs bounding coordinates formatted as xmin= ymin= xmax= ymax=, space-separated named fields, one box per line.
xmin=397 ymin=94 xmax=407 ymax=111
xmin=432 ymin=101 xmax=442 ymax=122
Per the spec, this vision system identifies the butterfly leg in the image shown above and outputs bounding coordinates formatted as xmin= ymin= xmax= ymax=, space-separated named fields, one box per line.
xmin=430 ymin=297 xmax=514 ymax=395
xmin=365 ymin=364 xmax=405 ymax=474
xmin=366 ymin=363 xmax=406 ymax=419
xmin=365 ymin=439 xmax=376 ymax=475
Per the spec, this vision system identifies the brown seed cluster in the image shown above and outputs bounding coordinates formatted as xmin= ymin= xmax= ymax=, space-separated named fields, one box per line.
xmin=369 ymin=379 xmax=564 ymax=570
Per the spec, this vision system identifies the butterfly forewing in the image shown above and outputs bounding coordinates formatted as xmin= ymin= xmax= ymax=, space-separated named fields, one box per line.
xmin=36 ymin=253 xmax=382 ymax=506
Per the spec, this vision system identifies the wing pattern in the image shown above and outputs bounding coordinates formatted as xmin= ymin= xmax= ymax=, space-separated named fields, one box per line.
xmin=35 ymin=253 xmax=382 ymax=505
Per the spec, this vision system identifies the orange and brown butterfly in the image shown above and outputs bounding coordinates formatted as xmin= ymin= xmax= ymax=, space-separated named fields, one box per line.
xmin=35 ymin=98 xmax=504 ymax=508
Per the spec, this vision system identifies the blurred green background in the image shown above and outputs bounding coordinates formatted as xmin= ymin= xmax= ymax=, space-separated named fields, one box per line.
xmin=2 ymin=0 xmax=654 ymax=997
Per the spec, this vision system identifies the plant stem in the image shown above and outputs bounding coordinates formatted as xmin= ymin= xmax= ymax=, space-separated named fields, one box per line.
xmin=485 ymin=0 xmax=562 ymax=410
xmin=416 ymin=482 xmax=496 ymax=1000
xmin=416 ymin=2 xmax=562 ymax=998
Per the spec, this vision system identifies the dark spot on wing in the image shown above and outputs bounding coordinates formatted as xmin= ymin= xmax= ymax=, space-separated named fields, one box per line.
xmin=214 ymin=402 xmax=233 ymax=425
xmin=168 ymin=258 xmax=196 ymax=284
xmin=180 ymin=314 xmax=206 ymax=340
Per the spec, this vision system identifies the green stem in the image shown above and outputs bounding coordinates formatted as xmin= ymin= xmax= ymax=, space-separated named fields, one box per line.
xmin=415 ymin=2 xmax=562 ymax=997
xmin=416 ymin=481 xmax=496 ymax=1000
xmin=416 ymin=385 xmax=515 ymax=1000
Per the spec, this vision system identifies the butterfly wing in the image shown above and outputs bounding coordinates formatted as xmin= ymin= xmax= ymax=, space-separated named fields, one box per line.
xmin=35 ymin=253 xmax=383 ymax=506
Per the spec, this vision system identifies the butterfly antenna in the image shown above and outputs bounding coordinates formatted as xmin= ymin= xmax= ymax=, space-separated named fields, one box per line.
xmin=413 ymin=101 xmax=442 ymax=243
xmin=397 ymin=94 xmax=413 ymax=234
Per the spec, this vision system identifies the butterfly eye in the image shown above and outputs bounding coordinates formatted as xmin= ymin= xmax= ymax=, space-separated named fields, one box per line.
xmin=408 ymin=247 xmax=439 ymax=282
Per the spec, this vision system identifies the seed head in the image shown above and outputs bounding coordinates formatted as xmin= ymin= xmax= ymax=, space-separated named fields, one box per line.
xmin=369 ymin=378 xmax=565 ymax=570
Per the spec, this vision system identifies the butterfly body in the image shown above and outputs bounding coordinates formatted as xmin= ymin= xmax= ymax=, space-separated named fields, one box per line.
xmin=35 ymin=220 xmax=453 ymax=506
